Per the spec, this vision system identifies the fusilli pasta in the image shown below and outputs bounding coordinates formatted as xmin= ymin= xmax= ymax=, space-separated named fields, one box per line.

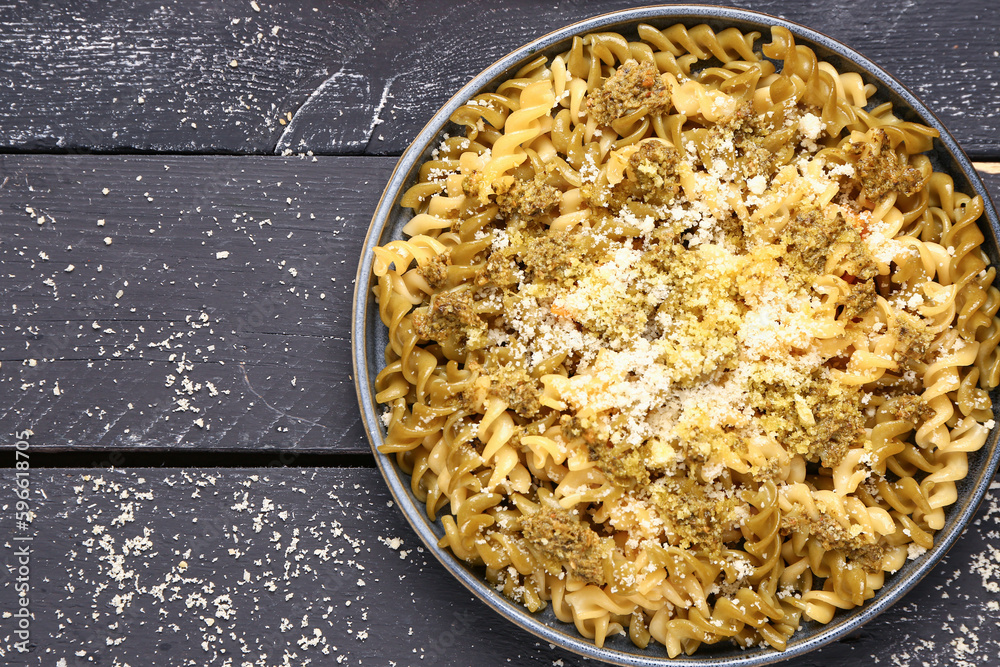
xmin=371 ymin=23 xmax=1000 ymax=656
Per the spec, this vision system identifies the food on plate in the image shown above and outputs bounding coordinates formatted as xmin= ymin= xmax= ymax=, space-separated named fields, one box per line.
xmin=371 ymin=23 xmax=1000 ymax=656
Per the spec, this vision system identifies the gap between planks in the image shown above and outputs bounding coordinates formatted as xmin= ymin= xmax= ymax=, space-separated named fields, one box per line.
xmin=976 ymin=162 xmax=1000 ymax=175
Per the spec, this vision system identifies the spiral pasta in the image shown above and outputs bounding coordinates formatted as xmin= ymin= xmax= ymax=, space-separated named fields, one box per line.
xmin=371 ymin=23 xmax=1000 ymax=656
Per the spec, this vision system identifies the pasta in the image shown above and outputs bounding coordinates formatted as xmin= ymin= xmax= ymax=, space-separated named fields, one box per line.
xmin=371 ymin=23 xmax=1000 ymax=656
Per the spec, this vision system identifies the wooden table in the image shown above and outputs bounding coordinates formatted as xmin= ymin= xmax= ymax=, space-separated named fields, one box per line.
xmin=2 ymin=1 xmax=999 ymax=664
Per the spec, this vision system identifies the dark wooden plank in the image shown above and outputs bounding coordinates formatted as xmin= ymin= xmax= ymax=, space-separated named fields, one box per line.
xmin=1 ymin=0 xmax=999 ymax=158
xmin=0 ymin=154 xmax=395 ymax=453
xmin=1 ymin=159 xmax=998 ymax=453
xmin=2 ymin=466 xmax=999 ymax=665
xmin=0 ymin=0 xmax=365 ymax=155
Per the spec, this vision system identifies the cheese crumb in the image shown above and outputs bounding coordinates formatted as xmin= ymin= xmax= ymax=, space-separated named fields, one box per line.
xmin=746 ymin=175 xmax=767 ymax=195
xmin=798 ymin=113 xmax=824 ymax=141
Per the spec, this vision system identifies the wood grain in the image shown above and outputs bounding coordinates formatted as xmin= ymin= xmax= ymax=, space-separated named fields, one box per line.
xmin=0 ymin=155 xmax=393 ymax=453
xmin=1 ymin=0 xmax=999 ymax=157
xmin=1 ymin=157 xmax=998 ymax=453
xmin=3 ymin=467 xmax=999 ymax=666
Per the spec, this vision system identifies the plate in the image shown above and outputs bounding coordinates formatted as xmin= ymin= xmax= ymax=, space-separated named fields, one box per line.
xmin=352 ymin=6 xmax=1000 ymax=665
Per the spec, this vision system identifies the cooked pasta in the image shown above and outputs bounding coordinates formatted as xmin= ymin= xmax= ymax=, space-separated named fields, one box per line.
xmin=371 ymin=23 xmax=1000 ymax=656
